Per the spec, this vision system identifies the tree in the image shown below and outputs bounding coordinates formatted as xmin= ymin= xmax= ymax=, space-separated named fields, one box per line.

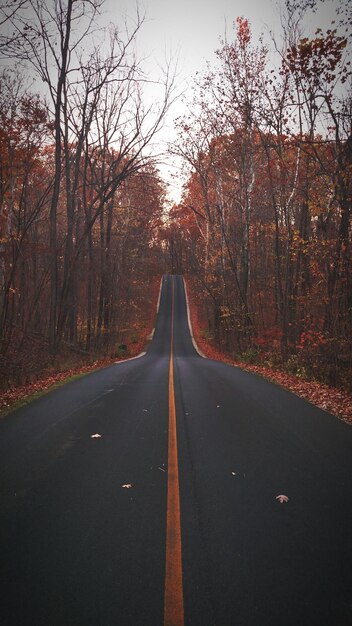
xmin=0 ymin=70 xmax=52 ymax=353
xmin=1 ymin=0 xmax=175 ymax=352
xmin=172 ymin=7 xmax=352 ymax=389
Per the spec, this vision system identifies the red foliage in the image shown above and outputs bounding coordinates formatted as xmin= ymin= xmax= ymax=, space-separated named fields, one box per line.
xmin=255 ymin=327 xmax=282 ymax=349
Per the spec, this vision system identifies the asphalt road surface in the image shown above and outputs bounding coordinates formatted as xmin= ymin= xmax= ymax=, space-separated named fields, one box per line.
xmin=1 ymin=275 xmax=352 ymax=626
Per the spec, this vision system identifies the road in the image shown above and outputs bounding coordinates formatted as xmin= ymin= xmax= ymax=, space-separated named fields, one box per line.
xmin=1 ymin=275 xmax=352 ymax=626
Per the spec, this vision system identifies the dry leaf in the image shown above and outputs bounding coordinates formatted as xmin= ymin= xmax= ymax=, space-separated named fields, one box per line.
xmin=276 ymin=494 xmax=289 ymax=503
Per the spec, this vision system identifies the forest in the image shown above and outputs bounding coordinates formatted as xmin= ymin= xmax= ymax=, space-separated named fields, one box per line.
xmin=170 ymin=11 xmax=351 ymax=392
xmin=0 ymin=0 xmax=351 ymax=400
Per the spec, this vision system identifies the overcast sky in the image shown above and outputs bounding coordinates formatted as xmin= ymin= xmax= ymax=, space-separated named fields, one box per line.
xmin=102 ymin=0 xmax=342 ymax=202
xmin=105 ymin=0 xmax=289 ymax=202
xmin=107 ymin=0 xmax=340 ymax=79
xmin=1 ymin=0 xmax=344 ymax=203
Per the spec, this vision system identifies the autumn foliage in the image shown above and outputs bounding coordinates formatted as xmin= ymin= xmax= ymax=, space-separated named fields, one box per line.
xmin=0 ymin=2 xmax=351 ymax=406
xmin=0 ymin=1 xmax=171 ymax=390
xmin=168 ymin=14 xmax=352 ymax=392
xmin=0 ymin=94 xmax=164 ymax=388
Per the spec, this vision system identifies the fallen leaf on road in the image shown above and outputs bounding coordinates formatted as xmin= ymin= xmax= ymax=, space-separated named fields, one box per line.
xmin=91 ymin=433 xmax=102 ymax=438
xmin=276 ymin=494 xmax=289 ymax=503
xmin=122 ymin=484 xmax=133 ymax=489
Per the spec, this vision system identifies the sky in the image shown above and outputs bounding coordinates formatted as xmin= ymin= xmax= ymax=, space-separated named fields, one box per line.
xmin=104 ymin=0 xmax=286 ymax=201
xmin=101 ymin=0 xmax=343 ymax=203
xmin=0 ymin=0 xmax=344 ymax=203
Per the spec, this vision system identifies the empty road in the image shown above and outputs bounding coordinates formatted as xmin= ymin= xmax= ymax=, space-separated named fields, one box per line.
xmin=1 ymin=275 xmax=352 ymax=625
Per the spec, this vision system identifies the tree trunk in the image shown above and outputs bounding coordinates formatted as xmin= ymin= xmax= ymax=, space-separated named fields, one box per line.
xmin=49 ymin=0 xmax=74 ymax=354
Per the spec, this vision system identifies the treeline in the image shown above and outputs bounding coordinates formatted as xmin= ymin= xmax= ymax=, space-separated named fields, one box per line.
xmin=168 ymin=6 xmax=352 ymax=390
xmin=0 ymin=0 xmax=171 ymax=386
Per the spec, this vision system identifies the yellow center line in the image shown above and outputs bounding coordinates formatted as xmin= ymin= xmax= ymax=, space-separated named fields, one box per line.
xmin=164 ymin=276 xmax=184 ymax=626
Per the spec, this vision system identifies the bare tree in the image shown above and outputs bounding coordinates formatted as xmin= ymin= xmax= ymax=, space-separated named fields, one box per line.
xmin=1 ymin=0 xmax=176 ymax=351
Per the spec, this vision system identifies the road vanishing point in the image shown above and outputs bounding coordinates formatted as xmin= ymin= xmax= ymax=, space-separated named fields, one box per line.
xmin=1 ymin=275 xmax=352 ymax=625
